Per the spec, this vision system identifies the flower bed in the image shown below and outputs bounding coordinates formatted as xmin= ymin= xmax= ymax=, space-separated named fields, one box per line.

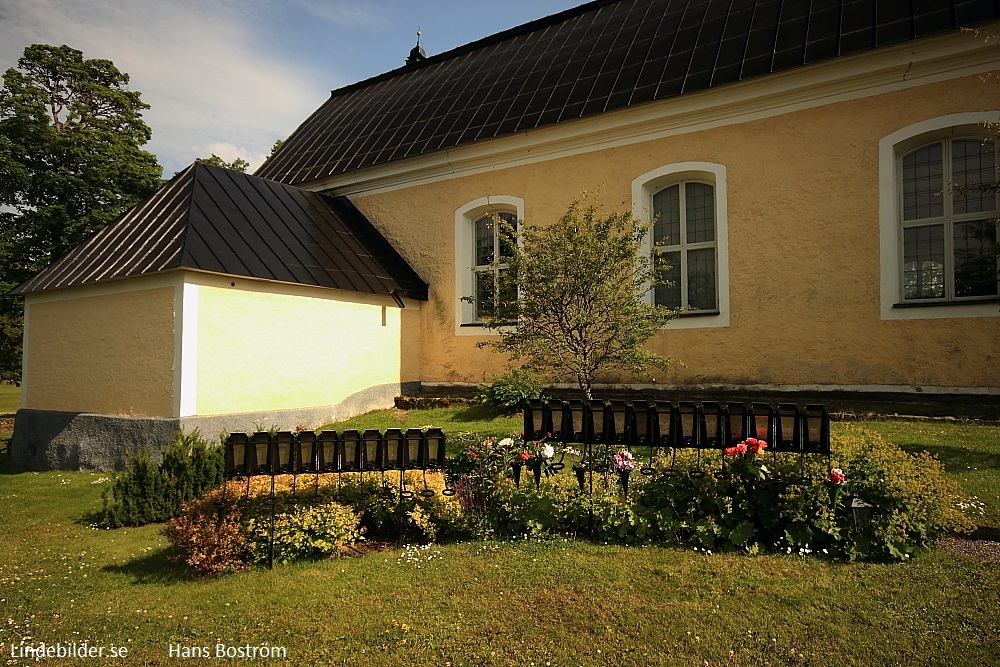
xmin=443 ymin=426 xmax=975 ymax=561
xmin=164 ymin=425 xmax=977 ymax=574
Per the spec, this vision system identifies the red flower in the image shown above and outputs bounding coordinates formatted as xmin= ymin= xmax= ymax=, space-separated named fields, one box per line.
xmin=748 ymin=438 xmax=767 ymax=455
xmin=735 ymin=442 xmax=747 ymax=454
xmin=518 ymin=452 xmax=531 ymax=462
xmin=469 ymin=452 xmax=477 ymax=459
xmin=829 ymin=468 xmax=846 ymax=485
xmin=723 ymin=446 xmax=739 ymax=457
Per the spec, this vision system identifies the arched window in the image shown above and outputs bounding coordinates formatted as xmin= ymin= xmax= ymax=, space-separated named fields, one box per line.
xmin=472 ymin=211 xmax=518 ymax=321
xmin=899 ymin=137 xmax=998 ymax=301
xmin=651 ymin=181 xmax=718 ymax=311
xmin=632 ymin=162 xmax=729 ymax=328
xmin=879 ymin=114 xmax=1000 ymax=320
xmin=454 ymin=196 xmax=524 ymax=332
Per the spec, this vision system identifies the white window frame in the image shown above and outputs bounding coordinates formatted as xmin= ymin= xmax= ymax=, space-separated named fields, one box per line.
xmin=632 ymin=162 xmax=730 ymax=329
xmin=879 ymin=113 xmax=1000 ymax=320
xmin=454 ymin=195 xmax=524 ymax=335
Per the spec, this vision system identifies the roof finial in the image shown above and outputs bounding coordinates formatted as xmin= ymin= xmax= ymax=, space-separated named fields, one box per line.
xmin=407 ymin=27 xmax=427 ymax=65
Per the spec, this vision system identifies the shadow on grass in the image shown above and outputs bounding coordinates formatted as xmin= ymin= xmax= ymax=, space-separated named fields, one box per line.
xmin=450 ymin=404 xmax=516 ymax=422
xmin=74 ymin=508 xmax=105 ymax=528
xmin=896 ymin=443 xmax=1000 ymax=474
xmin=101 ymin=550 xmax=191 ymax=585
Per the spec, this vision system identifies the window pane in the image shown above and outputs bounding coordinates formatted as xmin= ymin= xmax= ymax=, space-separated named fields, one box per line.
xmin=903 ymin=225 xmax=945 ymax=299
xmin=953 ymin=219 xmax=999 ymax=297
xmin=475 ymin=270 xmax=495 ymax=320
xmin=496 ymin=212 xmax=518 ymax=260
xmin=687 ymin=248 xmax=717 ymax=310
xmin=952 ymin=139 xmax=997 ymax=215
xmin=902 ymin=143 xmax=943 ymax=221
xmin=652 ymin=185 xmax=680 ymax=248
xmin=474 ymin=216 xmax=495 ymax=266
xmin=685 ymin=182 xmax=715 ymax=243
xmin=654 ymin=251 xmax=681 ymax=309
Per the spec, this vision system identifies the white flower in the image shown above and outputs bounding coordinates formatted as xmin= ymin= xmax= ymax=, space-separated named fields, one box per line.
xmin=540 ymin=444 xmax=555 ymax=459
xmin=498 ymin=438 xmax=514 ymax=448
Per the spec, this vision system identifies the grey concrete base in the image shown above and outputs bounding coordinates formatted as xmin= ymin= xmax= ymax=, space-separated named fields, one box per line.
xmin=9 ymin=382 xmax=420 ymax=472
xmin=178 ymin=382 xmax=420 ymax=442
xmin=10 ymin=411 xmax=181 ymax=472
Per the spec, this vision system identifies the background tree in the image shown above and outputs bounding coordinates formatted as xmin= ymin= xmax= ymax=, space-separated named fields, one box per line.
xmin=0 ymin=44 xmax=162 ymax=383
xmin=478 ymin=196 xmax=680 ymax=399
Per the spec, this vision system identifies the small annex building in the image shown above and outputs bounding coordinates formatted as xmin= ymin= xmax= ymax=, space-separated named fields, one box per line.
xmin=11 ymin=163 xmax=426 ymax=470
xmin=11 ymin=0 xmax=1000 ymax=470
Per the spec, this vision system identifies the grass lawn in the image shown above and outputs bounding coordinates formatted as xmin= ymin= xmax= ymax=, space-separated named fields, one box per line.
xmin=319 ymin=404 xmax=522 ymax=440
xmin=0 ymin=382 xmax=19 ymax=415
xmin=852 ymin=419 xmax=1000 ymax=528
xmin=1 ymin=412 xmax=998 ymax=666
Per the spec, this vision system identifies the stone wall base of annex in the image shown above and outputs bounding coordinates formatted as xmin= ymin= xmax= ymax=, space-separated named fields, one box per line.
xmin=9 ymin=381 xmax=419 ymax=471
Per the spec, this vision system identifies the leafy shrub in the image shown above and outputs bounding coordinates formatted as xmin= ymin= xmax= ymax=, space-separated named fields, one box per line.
xmin=501 ymin=472 xmax=647 ymax=543
xmin=165 ymin=476 xmax=365 ymax=574
xmin=162 ymin=487 xmax=247 ymax=576
xmin=100 ymin=430 xmax=223 ymax=527
xmin=633 ymin=427 xmax=976 ymax=560
xmin=347 ymin=470 xmax=468 ymax=543
xmin=832 ymin=425 xmax=975 ymax=560
xmin=164 ymin=471 xmax=459 ymax=574
xmin=245 ymin=499 xmax=362 ymax=565
xmin=440 ymin=428 xmax=976 ymax=561
xmin=475 ymin=367 xmax=542 ymax=413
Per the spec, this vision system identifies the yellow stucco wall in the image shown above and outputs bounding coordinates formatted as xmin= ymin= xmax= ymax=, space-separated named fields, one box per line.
xmin=24 ymin=284 xmax=176 ymax=416
xmin=352 ymin=73 xmax=1000 ymax=390
xmin=191 ymin=279 xmax=409 ymax=415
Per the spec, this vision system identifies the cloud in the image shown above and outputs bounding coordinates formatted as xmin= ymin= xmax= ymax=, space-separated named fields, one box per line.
xmin=0 ymin=0 xmax=333 ymax=176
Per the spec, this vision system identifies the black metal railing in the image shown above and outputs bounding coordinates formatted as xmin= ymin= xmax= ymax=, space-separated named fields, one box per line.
xmin=522 ymin=398 xmax=830 ymax=483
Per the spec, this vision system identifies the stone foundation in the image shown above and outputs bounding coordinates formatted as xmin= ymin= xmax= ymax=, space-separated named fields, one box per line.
xmin=9 ymin=381 xmax=419 ymax=471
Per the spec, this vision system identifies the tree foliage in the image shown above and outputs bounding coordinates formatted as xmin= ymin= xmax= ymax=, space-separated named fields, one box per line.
xmin=478 ymin=196 xmax=679 ymax=399
xmin=196 ymin=154 xmax=249 ymax=172
xmin=0 ymin=44 xmax=162 ymax=382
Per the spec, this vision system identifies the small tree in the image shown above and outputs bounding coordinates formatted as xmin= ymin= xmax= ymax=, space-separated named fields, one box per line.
xmin=478 ymin=196 xmax=680 ymax=399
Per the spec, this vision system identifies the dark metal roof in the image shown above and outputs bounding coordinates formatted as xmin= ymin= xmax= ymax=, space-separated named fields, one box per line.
xmin=12 ymin=162 xmax=428 ymax=300
xmin=257 ymin=0 xmax=1000 ymax=185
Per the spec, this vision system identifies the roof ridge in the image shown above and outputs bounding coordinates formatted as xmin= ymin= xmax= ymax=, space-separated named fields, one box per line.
xmin=326 ymin=0 xmax=622 ymax=100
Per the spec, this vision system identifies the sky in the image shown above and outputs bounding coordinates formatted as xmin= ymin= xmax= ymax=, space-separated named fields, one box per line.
xmin=0 ymin=0 xmax=584 ymax=176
